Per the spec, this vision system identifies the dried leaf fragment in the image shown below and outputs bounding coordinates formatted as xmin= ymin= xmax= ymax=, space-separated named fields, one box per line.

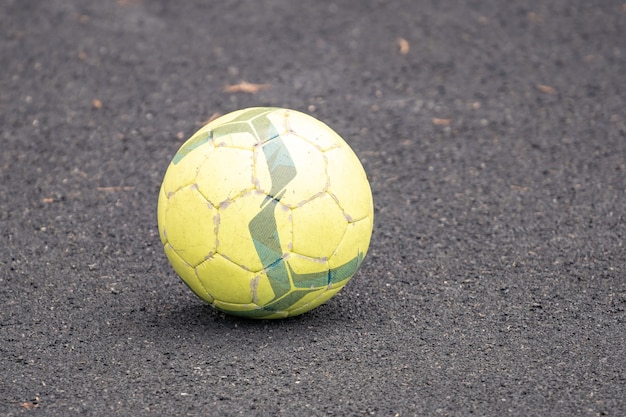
xmin=20 ymin=398 xmax=39 ymax=410
xmin=432 ymin=117 xmax=452 ymax=126
xmin=537 ymin=84 xmax=557 ymax=95
xmin=527 ymin=12 xmax=544 ymax=24
xmin=510 ymin=184 xmax=529 ymax=192
xmin=224 ymin=81 xmax=271 ymax=94
xmin=396 ymin=37 xmax=410 ymax=55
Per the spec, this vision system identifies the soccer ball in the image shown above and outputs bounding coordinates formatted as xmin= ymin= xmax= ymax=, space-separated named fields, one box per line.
xmin=157 ymin=108 xmax=373 ymax=319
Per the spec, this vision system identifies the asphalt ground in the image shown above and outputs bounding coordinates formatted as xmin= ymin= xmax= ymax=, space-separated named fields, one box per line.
xmin=1 ymin=0 xmax=625 ymax=416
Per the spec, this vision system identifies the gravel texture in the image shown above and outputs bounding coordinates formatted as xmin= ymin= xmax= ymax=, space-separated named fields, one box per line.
xmin=1 ymin=1 xmax=625 ymax=415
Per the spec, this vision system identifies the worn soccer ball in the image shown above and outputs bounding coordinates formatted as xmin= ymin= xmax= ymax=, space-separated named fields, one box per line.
xmin=157 ymin=107 xmax=373 ymax=318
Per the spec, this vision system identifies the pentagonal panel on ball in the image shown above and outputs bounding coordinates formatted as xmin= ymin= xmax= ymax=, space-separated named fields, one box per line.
xmin=291 ymin=193 xmax=348 ymax=259
xmin=249 ymin=108 xmax=289 ymax=141
xmin=285 ymin=110 xmax=344 ymax=151
xmin=327 ymin=216 xmax=372 ymax=285
xmin=163 ymin=185 xmax=217 ymax=267
xmin=164 ymin=243 xmax=214 ymax=304
xmin=254 ymin=134 xmax=328 ymax=208
xmin=286 ymin=253 xmax=330 ymax=289
xmin=217 ymin=190 xmax=292 ymax=273
xmin=195 ymin=254 xmax=255 ymax=304
xmin=162 ymin=130 xmax=213 ymax=195
xmin=325 ymin=146 xmax=373 ymax=222
xmin=196 ymin=147 xmax=255 ymax=206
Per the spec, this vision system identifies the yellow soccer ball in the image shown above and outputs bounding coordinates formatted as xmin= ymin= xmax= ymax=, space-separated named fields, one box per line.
xmin=157 ymin=108 xmax=373 ymax=318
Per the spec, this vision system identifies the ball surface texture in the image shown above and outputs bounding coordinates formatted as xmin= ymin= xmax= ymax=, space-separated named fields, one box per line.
xmin=158 ymin=108 xmax=373 ymax=318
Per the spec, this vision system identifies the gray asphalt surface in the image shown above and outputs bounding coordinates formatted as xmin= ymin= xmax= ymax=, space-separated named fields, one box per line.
xmin=1 ymin=0 xmax=625 ymax=416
